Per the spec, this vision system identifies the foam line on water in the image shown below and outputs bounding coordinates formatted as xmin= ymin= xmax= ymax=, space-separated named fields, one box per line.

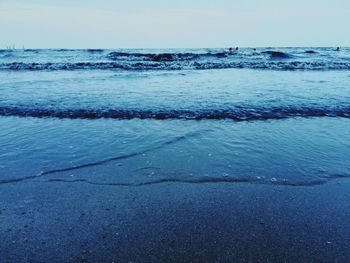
xmin=0 ymin=131 xmax=203 ymax=185
xmin=44 ymin=173 xmax=350 ymax=187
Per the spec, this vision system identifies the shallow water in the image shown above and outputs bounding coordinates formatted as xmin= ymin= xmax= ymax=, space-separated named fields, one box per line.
xmin=0 ymin=69 xmax=350 ymax=120
xmin=0 ymin=48 xmax=350 ymax=186
xmin=1 ymin=116 xmax=350 ymax=186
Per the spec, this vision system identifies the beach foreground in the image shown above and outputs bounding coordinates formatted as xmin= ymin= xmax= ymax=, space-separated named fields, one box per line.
xmin=1 ymin=175 xmax=350 ymax=262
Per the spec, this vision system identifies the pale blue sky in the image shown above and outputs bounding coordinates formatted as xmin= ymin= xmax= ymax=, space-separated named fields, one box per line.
xmin=0 ymin=0 xmax=349 ymax=48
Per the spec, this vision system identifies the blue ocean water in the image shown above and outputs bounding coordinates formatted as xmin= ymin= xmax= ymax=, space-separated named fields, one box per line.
xmin=0 ymin=48 xmax=350 ymax=186
xmin=1 ymin=47 xmax=350 ymax=71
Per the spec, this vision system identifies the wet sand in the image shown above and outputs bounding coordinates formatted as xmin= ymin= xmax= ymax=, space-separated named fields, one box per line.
xmin=1 ymin=178 xmax=350 ymax=262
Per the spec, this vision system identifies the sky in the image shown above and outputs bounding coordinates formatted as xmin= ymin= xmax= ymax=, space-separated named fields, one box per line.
xmin=0 ymin=0 xmax=349 ymax=48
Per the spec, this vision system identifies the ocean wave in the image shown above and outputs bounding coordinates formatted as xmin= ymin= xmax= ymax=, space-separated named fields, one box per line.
xmin=1 ymin=48 xmax=349 ymax=71
xmin=1 ymin=106 xmax=349 ymax=120
xmin=304 ymin=50 xmax=318 ymax=54
xmin=1 ymin=61 xmax=350 ymax=71
xmin=261 ymin=51 xmax=292 ymax=59
xmin=106 ymin=51 xmax=228 ymax=61
xmin=87 ymin=49 xmax=104 ymax=53
xmin=106 ymin=50 xmax=294 ymax=61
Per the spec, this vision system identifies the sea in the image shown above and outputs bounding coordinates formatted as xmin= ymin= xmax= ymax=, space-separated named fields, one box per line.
xmin=0 ymin=47 xmax=350 ymax=187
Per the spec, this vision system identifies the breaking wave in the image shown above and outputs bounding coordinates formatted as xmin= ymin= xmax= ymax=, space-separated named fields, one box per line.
xmin=1 ymin=48 xmax=349 ymax=71
xmin=1 ymin=106 xmax=349 ymax=121
xmin=1 ymin=61 xmax=350 ymax=71
xmin=106 ymin=51 xmax=231 ymax=61
xmin=261 ymin=51 xmax=292 ymax=59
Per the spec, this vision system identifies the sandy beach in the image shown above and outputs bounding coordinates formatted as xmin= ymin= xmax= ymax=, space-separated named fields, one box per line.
xmin=1 ymin=177 xmax=350 ymax=262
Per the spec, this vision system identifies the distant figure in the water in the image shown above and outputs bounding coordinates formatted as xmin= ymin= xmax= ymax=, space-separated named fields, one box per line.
xmin=229 ymin=47 xmax=239 ymax=54
xmin=335 ymin=47 xmax=340 ymax=51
